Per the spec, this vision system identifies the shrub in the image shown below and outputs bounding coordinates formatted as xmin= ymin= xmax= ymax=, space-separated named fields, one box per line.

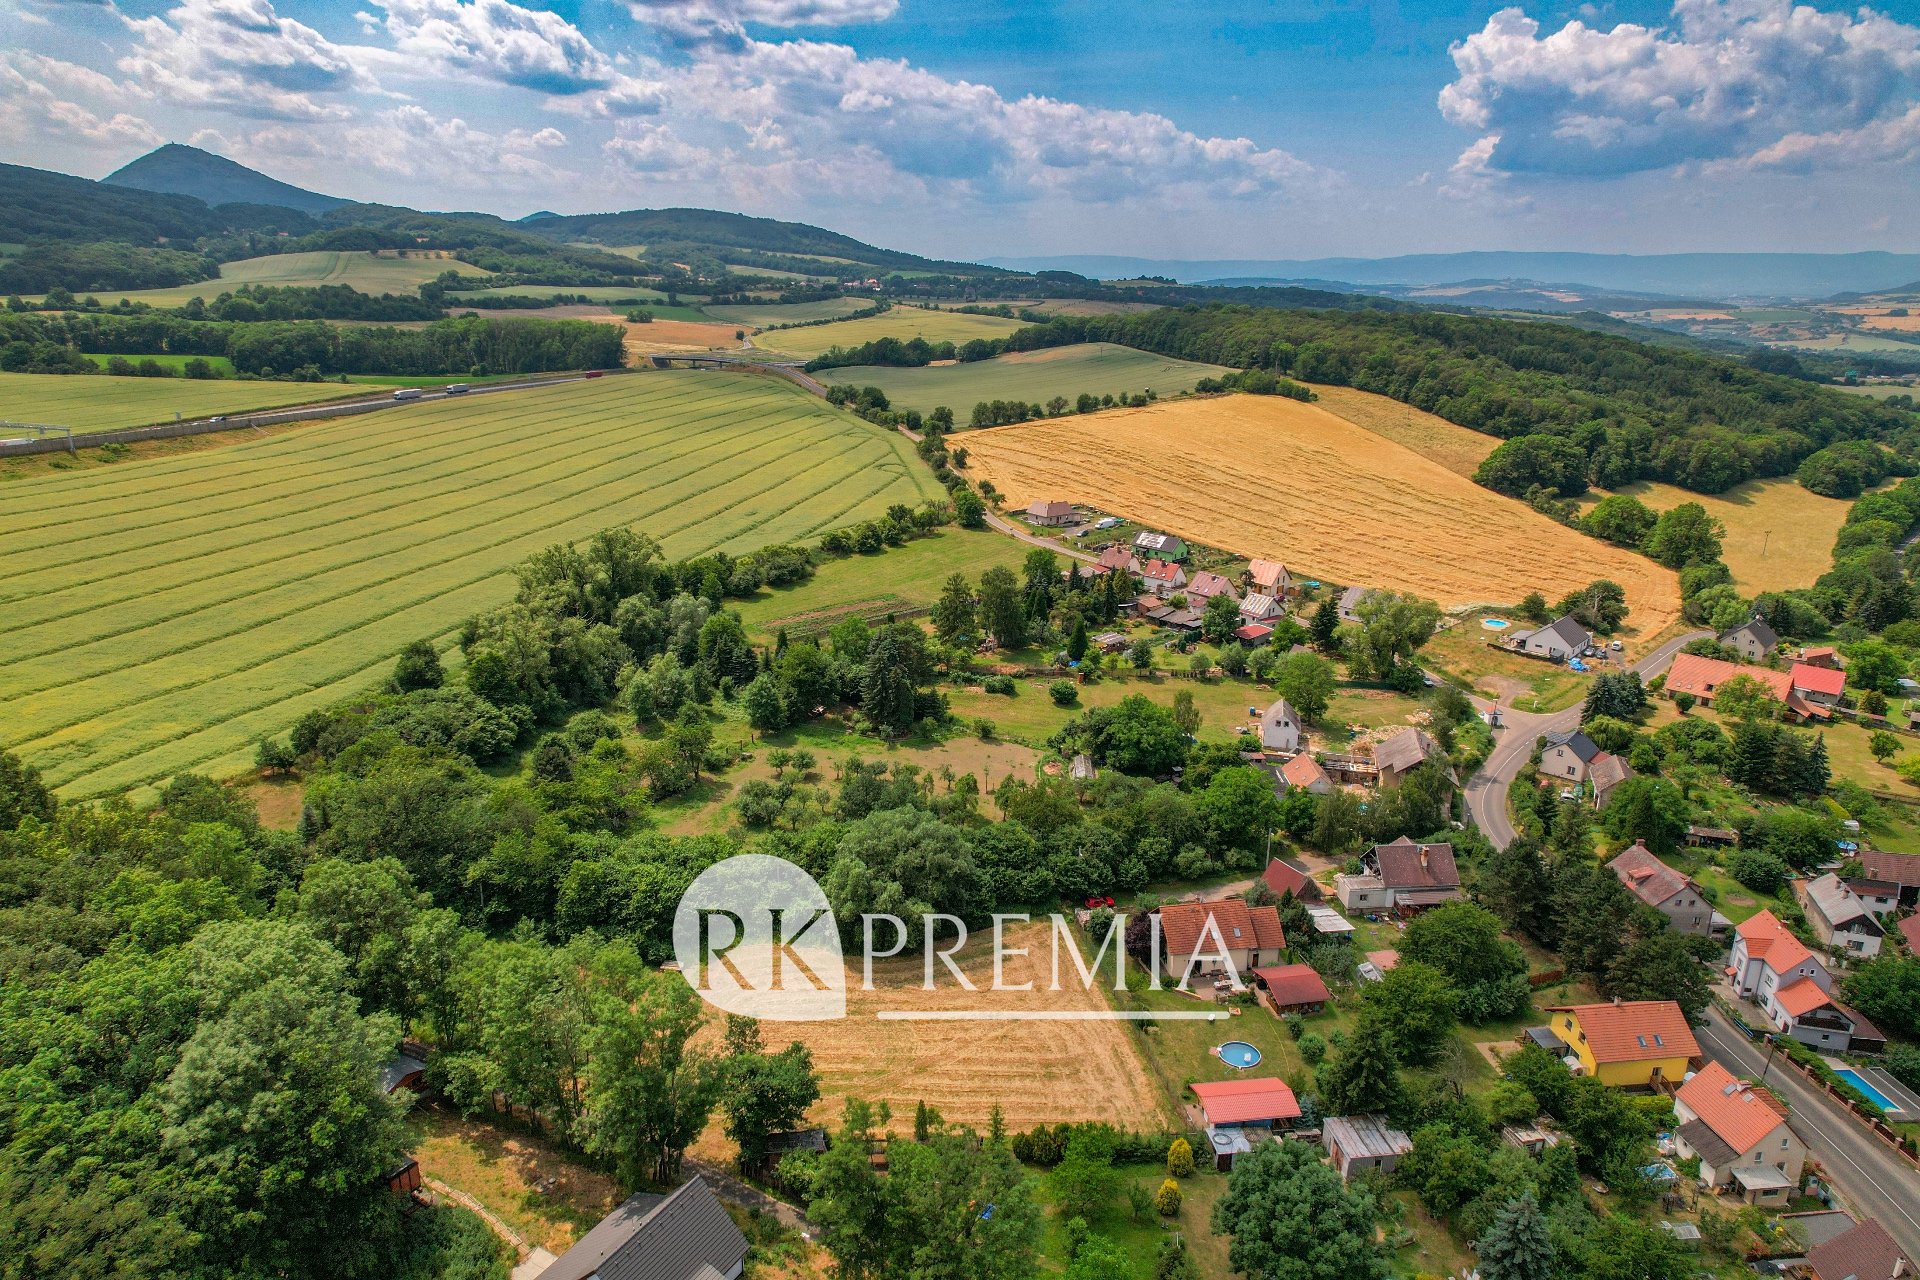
xmin=1049 ymin=679 xmax=1080 ymax=707
xmin=255 ymin=736 xmax=296 ymax=773
xmin=1298 ymin=1032 xmax=1327 ymax=1065
xmin=1155 ymin=1179 xmax=1183 ymax=1216
xmin=982 ymin=674 xmax=1016 ymax=695
xmin=1282 ymin=1012 xmax=1305 ymax=1040
xmin=1729 ymin=848 xmax=1789 ymax=896
xmin=1167 ymin=1136 xmax=1195 ymax=1177
xmin=974 ymin=718 xmax=995 ymax=740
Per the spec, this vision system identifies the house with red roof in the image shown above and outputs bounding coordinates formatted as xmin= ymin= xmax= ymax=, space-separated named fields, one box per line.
xmin=1278 ymin=753 xmax=1332 ymax=795
xmin=1798 ymin=645 xmax=1844 ymax=671
xmin=1186 ymin=570 xmax=1238 ymax=603
xmin=1607 ymin=841 xmax=1723 ymax=936
xmin=1672 ymin=1061 xmax=1804 ymax=1205
xmin=1096 ymin=545 xmax=1139 ymax=577
xmin=1790 ymin=661 xmax=1847 ymax=710
xmin=1233 ymin=623 xmax=1273 ymax=645
xmin=1664 ymin=653 xmax=1828 ymax=720
xmin=1546 ymin=1000 xmax=1700 ymax=1088
xmin=1252 ymin=963 xmax=1332 ymax=1014
xmin=1730 ymin=910 xmax=1882 ymax=1051
xmin=1155 ymin=898 xmax=1285 ymax=985
xmin=1141 ymin=559 xmax=1187 ymax=597
xmin=1191 ymin=1078 xmax=1302 ymax=1168
xmin=1245 ymin=558 xmax=1293 ymax=598
xmin=1261 ymin=857 xmax=1323 ymax=902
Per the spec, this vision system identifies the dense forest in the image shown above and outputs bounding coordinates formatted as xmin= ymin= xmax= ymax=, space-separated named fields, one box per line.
xmin=0 ymin=311 xmax=624 ymax=378
xmin=957 ymin=307 xmax=1917 ymax=495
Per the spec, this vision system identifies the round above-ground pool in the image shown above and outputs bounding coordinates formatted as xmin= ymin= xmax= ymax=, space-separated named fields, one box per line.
xmin=1216 ymin=1040 xmax=1262 ymax=1069
xmin=1482 ymin=618 xmax=1511 ymax=630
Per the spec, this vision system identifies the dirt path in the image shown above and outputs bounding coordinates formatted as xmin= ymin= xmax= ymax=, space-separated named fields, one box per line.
xmin=426 ymin=1176 xmax=557 ymax=1279
xmin=686 ymin=1159 xmax=812 ymax=1232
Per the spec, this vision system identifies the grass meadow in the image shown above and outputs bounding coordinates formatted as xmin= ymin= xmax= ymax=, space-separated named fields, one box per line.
xmin=702 ymin=298 xmax=877 ymax=328
xmin=0 ymin=371 xmax=370 ymax=431
xmin=1576 ymin=476 xmax=1855 ymax=594
xmin=822 ymin=342 xmax=1233 ymax=415
xmin=0 ymin=370 xmax=940 ymax=798
xmin=31 ymin=250 xmax=488 ymax=306
xmin=733 ymin=526 xmax=1028 ymax=639
xmin=748 ymin=307 xmax=1027 ymax=359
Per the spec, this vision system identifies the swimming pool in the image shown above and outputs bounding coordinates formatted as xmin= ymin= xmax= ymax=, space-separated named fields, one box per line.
xmin=1217 ymin=1041 xmax=1262 ymax=1069
xmin=1482 ymin=618 xmax=1511 ymax=630
xmin=1834 ymin=1067 xmax=1900 ymax=1112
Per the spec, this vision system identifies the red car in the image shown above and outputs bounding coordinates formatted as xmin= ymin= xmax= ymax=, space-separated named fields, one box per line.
xmin=1084 ymin=896 xmax=1115 ymax=909
xmin=584 ymin=370 xmax=605 ymax=379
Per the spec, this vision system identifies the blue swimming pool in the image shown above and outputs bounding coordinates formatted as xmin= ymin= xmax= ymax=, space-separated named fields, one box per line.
xmin=1834 ymin=1067 xmax=1899 ymax=1112
xmin=1482 ymin=618 xmax=1511 ymax=630
xmin=1217 ymin=1041 xmax=1262 ymax=1069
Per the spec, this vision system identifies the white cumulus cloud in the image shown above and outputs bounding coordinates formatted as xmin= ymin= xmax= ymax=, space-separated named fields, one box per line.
xmin=0 ymin=51 xmax=161 ymax=148
xmin=1439 ymin=0 xmax=1920 ymax=178
xmin=119 ymin=0 xmax=379 ymax=120
xmin=374 ymin=0 xmax=614 ymax=94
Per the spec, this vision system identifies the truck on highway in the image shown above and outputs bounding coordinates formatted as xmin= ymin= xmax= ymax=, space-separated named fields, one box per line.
xmin=392 ymin=388 xmax=425 ymax=401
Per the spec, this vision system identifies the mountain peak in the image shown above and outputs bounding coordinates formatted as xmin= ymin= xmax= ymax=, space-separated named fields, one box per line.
xmin=104 ymin=143 xmax=348 ymax=216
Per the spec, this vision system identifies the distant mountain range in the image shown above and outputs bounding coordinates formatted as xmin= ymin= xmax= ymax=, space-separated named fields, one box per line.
xmin=990 ymin=251 xmax=1920 ymax=302
xmin=103 ymin=144 xmax=348 ymax=217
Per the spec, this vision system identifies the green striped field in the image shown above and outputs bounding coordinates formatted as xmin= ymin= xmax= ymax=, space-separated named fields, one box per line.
xmin=0 ymin=371 xmax=372 ymax=431
xmin=0 ymin=371 xmax=940 ymax=798
xmin=825 ymin=343 xmax=1233 ymax=416
xmin=27 ymin=250 xmax=489 ymax=306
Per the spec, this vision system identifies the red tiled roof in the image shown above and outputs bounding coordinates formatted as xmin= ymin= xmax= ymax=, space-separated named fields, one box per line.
xmin=1187 ymin=571 xmax=1235 ymax=598
xmin=1790 ymin=663 xmax=1847 ymax=697
xmin=1097 ymin=546 xmax=1137 ymax=573
xmin=1142 ymin=558 xmax=1182 ymax=583
xmin=1676 ymin=1061 xmax=1790 ymax=1156
xmin=1234 ymin=624 xmax=1273 ymax=642
xmin=1191 ymin=1077 xmax=1302 ymax=1125
xmin=1370 ymin=836 xmax=1459 ymax=890
xmin=1808 ymin=1218 xmax=1911 ymax=1280
xmin=1608 ymin=842 xmax=1691 ymax=907
xmin=1739 ymin=910 xmax=1816 ymax=974
xmin=1253 ymin=963 xmax=1332 ymax=1007
xmin=1280 ymin=754 xmax=1330 ymax=790
xmin=1550 ymin=1000 xmax=1701 ymax=1063
xmin=1900 ymin=915 xmax=1920 ymax=952
xmin=1665 ymin=653 xmax=1794 ymax=704
xmin=1247 ymin=558 xmax=1289 ymax=590
xmin=1863 ymin=849 xmax=1920 ymax=888
xmin=1261 ymin=859 xmax=1322 ymax=901
xmin=1158 ymin=899 xmax=1284 ymax=959
xmin=1775 ymin=976 xmax=1835 ymax=1019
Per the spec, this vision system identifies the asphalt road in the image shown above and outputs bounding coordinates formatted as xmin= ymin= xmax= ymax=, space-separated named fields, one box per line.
xmin=1697 ymin=1007 xmax=1920 ymax=1261
xmin=1462 ymin=628 xmax=1709 ymax=849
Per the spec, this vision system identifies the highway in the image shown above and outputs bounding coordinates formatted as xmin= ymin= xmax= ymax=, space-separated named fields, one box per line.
xmin=1461 ymin=628 xmax=1708 ymax=849
xmin=1697 ymin=1008 xmax=1920 ymax=1261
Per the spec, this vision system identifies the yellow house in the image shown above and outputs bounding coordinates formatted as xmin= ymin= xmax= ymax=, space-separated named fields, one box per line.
xmin=1547 ymin=1001 xmax=1700 ymax=1088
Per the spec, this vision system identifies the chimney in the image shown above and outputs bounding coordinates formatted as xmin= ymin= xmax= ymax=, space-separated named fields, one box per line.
xmin=1419 ymin=848 xmax=1429 ymax=869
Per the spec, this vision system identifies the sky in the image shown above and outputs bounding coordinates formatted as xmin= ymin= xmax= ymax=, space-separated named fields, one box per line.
xmin=2 ymin=0 xmax=1919 ymax=260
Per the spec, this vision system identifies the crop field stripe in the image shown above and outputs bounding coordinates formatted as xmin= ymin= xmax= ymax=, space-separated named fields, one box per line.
xmin=0 ymin=416 xmax=872 ymax=727
xmin=2 ymin=372 xmax=929 ymax=793
xmin=24 ymin=429 xmax=914 ymax=795
xmin=0 ymin=392 xmax=814 ymax=621
xmin=0 ymin=376 xmax=765 ymax=529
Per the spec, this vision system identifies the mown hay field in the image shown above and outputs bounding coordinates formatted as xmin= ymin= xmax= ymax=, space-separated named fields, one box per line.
xmin=31 ymin=250 xmax=488 ymax=306
xmin=1307 ymin=383 xmax=1499 ymax=480
xmin=734 ymin=526 xmax=1027 ymax=640
xmin=0 ymin=371 xmax=940 ymax=798
xmin=0 ymin=370 xmax=371 ymax=431
xmin=1577 ymin=477 xmax=1853 ymax=594
xmin=749 ymin=308 xmax=1027 ymax=359
xmin=825 ymin=342 xmax=1233 ymax=416
xmin=965 ymin=395 xmax=1681 ymax=633
xmin=778 ymin=922 xmax=1171 ymax=1132
xmin=702 ymin=298 xmax=876 ymax=328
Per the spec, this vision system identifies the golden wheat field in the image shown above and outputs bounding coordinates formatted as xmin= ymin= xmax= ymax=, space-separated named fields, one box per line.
xmin=1309 ymin=384 xmax=1498 ymax=480
xmin=1576 ymin=477 xmax=1854 ymax=595
xmin=966 ymin=394 xmax=1682 ymax=634
xmin=776 ymin=923 xmax=1170 ymax=1132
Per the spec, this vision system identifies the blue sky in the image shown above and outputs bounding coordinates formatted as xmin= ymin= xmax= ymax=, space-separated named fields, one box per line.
xmin=3 ymin=0 xmax=1919 ymax=259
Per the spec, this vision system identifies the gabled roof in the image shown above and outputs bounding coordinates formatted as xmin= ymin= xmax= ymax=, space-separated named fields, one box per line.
xmin=1373 ymin=727 xmax=1439 ymax=775
xmin=1737 ymin=910 xmax=1816 ymax=975
xmin=1026 ymin=499 xmax=1073 ymax=519
xmin=1807 ymin=1218 xmax=1912 ymax=1280
xmin=1322 ymin=1114 xmax=1412 ymax=1159
xmin=1665 ymin=652 xmax=1794 ymax=704
xmin=1590 ymin=752 xmax=1633 ymax=792
xmin=1240 ymin=592 xmax=1280 ymax=615
xmin=1791 ymin=662 xmax=1847 ymax=697
xmin=1192 ymin=1077 xmax=1301 ymax=1125
xmin=1096 ymin=545 xmax=1138 ymax=573
xmin=1549 ymin=1000 xmax=1700 ymax=1063
xmin=1187 ymin=570 xmax=1235 ymax=598
xmin=1721 ymin=616 xmax=1780 ymax=649
xmin=1134 ymin=530 xmax=1183 ymax=552
xmin=1677 ymin=1117 xmax=1740 ymax=1169
xmin=1253 ymin=963 xmax=1332 ymax=1007
xmin=1280 ymin=753 xmax=1330 ymax=791
xmin=1528 ymin=615 xmax=1592 ymax=653
xmin=1775 ymin=975 xmax=1836 ymax=1019
xmin=1900 ymin=915 xmax=1920 ymax=952
xmin=1800 ymin=645 xmax=1841 ymax=664
xmin=1247 ymin=558 xmax=1289 ymax=590
xmin=1804 ymin=874 xmax=1882 ymax=933
xmin=1608 ymin=842 xmax=1692 ymax=908
xmin=1142 ymin=558 xmax=1183 ymax=583
xmin=1234 ymin=623 xmax=1273 ymax=642
xmin=1338 ymin=585 xmax=1373 ymax=612
xmin=1262 ymin=858 xmax=1322 ymax=900
xmin=1676 ymin=1061 xmax=1790 ymax=1156
xmin=538 ymin=1177 xmax=748 ymax=1280
xmin=1368 ymin=836 xmax=1459 ymax=890
xmin=1862 ymin=849 xmax=1920 ymax=888
xmin=1543 ymin=729 xmax=1602 ymax=763
xmin=1158 ymin=899 xmax=1284 ymax=958
xmin=1262 ymin=697 xmax=1299 ymax=731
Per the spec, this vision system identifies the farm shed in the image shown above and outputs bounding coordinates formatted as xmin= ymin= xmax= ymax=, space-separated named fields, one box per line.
xmin=1252 ymin=964 xmax=1331 ymax=1014
xmin=1322 ymin=1115 xmax=1412 ymax=1183
xmin=1193 ymin=1078 xmax=1303 ymax=1168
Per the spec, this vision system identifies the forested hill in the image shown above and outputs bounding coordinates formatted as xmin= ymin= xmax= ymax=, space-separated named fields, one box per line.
xmin=996 ymin=306 xmax=1917 ymax=495
xmin=104 ymin=143 xmax=348 ymax=216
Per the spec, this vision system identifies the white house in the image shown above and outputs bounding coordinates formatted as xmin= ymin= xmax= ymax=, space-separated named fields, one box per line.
xmin=1516 ymin=615 xmax=1592 ymax=661
xmin=1260 ymin=697 xmax=1302 ymax=754
xmin=1730 ymin=911 xmax=1881 ymax=1051
xmin=1540 ymin=730 xmax=1603 ymax=783
xmin=1239 ymin=593 xmax=1283 ymax=623
xmin=1672 ymin=1062 xmax=1804 ymax=1206
xmin=1799 ymin=874 xmax=1886 ymax=960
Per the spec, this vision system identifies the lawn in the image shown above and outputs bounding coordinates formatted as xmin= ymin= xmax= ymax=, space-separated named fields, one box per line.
xmin=1034 ymin=1161 xmax=1231 ymax=1278
xmin=733 ymin=527 xmax=1029 ymax=640
xmin=0 ymin=371 xmax=371 ymax=432
xmin=407 ymin=1105 xmax=620 ymax=1256
xmin=965 ymin=395 xmax=1681 ymax=636
xmin=824 ymin=343 xmax=1233 ymax=416
xmin=749 ymin=307 xmax=1028 ymax=360
xmin=0 ymin=370 xmax=942 ymax=798
xmin=1575 ymin=477 xmax=1857 ymax=594
xmin=1422 ymin=611 xmax=1593 ymax=712
xmin=80 ymin=352 xmax=238 ymax=376
xmin=33 ymin=249 xmax=488 ymax=306
xmin=944 ymin=671 xmax=1364 ymax=750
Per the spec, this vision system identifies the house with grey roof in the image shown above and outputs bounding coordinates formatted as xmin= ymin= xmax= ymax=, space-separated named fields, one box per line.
xmin=538 ymin=1176 xmax=748 ymax=1280
xmin=1259 ymin=697 xmax=1302 ymax=754
xmin=1721 ymin=615 xmax=1780 ymax=662
xmin=1322 ymin=1115 xmax=1413 ymax=1183
xmin=1133 ymin=530 xmax=1188 ymax=562
xmin=1373 ymin=727 xmax=1449 ymax=787
xmin=1515 ymin=615 xmax=1592 ymax=662
xmin=1608 ymin=841 xmax=1722 ymax=936
xmin=1799 ymin=873 xmax=1886 ymax=960
xmin=1337 ymin=585 xmax=1379 ymax=624
xmin=1025 ymin=500 xmax=1076 ymax=526
xmin=1589 ymin=752 xmax=1634 ymax=809
xmin=1540 ymin=730 xmax=1602 ymax=784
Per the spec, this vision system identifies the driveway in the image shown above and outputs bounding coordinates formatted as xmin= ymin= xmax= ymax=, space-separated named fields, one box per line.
xmin=1462 ymin=629 xmax=1708 ymax=849
xmin=1697 ymin=1006 xmax=1920 ymax=1261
